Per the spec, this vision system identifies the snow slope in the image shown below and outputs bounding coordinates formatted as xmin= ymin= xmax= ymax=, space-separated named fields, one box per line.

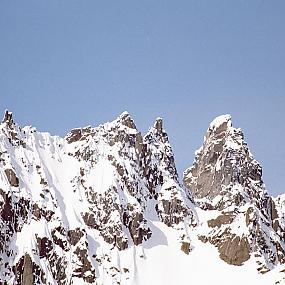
xmin=0 ymin=110 xmax=284 ymax=284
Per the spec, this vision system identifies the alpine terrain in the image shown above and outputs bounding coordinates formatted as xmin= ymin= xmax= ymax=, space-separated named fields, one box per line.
xmin=0 ymin=110 xmax=285 ymax=285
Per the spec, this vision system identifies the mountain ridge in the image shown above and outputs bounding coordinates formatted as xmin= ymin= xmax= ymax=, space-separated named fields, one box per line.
xmin=0 ymin=110 xmax=284 ymax=284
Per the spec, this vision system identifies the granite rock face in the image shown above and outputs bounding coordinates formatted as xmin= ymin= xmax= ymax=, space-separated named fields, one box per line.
xmin=0 ymin=111 xmax=196 ymax=284
xmin=184 ymin=115 xmax=285 ymax=271
xmin=184 ymin=114 xmax=263 ymax=204
xmin=0 ymin=111 xmax=284 ymax=284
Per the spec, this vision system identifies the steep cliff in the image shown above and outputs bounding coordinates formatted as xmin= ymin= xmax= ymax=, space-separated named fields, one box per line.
xmin=0 ymin=110 xmax=284 ymax=284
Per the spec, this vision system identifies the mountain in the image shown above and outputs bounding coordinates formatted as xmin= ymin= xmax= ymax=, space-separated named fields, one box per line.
xmin=0 ymin=110 xmax=284 ymax=285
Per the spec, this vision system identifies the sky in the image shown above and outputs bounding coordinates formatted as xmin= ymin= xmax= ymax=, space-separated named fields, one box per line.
xmin=1 ymin=1 xmax=284 ymax=196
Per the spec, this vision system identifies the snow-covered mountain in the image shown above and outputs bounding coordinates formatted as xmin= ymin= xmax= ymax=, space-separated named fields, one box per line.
xmin=0 ymin=110 xmax=284 ymax=285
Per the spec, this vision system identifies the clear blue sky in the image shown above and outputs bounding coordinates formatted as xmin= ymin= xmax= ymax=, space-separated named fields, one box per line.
xmin=1 ymin=1 xmax=284 ymax=196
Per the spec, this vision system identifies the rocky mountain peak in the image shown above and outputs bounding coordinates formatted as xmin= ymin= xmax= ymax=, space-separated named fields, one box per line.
xmin=2 ymin=110 xmax=14 ymax=128
xmin=144 ymin=117 xmax=170 ymax=148
xmin=184 ymin=114 xmax=257 ymax=203
xmin=0 ymin=110 xmax=27 ymax=148
xmin=115 ymin=111 xmax=137 ymax=129
xmin=204 ymin=114 xmax=244 ymax=151
xmin=153 ymin=117 xmax=163 ymax=133
xmin=0 ymin=111 xmax=284 ymax=284
xmin=183 ymin=114 xmax=285 ymax=274
xmin=208 ymin=114 xmax=232 ymax=133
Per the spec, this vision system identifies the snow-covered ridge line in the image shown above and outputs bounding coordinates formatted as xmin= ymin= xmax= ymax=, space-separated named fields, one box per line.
xmin=0 ymin=109 xmax=284 ymax=285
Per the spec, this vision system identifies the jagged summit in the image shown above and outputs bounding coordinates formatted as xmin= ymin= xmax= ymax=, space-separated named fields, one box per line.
xmin=65 ymin=112 xmax=168 ymax=146
xmin=183 ymin=114 xmax=284 ymax=275
xmin=184 ymin=114 xmax=261 ymax=201
xmin=119 ymin=110 xmax=130 ymax=117
xmin=205 ymin=114 xmax=236 ymax=142
xmin=115 ymin=111 xmax=137 ymax=129
xmin=2 ymin=109 xmax=14 ymax=127
xmin=144 ymin=117 xmax=168 ymax=145
xmin=0 ymin=111 xmax=284 ymax=285
xmin=153 ymin=117 xmax=163 ymax=133
xmin=209 ymin=114 xmax=232 ymax=131
xmin=113 ymin=112 xmax=165 ymax=136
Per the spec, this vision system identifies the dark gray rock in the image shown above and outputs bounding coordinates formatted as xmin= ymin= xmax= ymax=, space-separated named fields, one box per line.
xmin=5 ymin=169 xmax=19 ymax=187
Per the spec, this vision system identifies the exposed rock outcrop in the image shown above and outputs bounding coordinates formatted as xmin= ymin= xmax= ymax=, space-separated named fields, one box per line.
xmin=0 ymin=110 xmax=284 ymax=284
xmin=184 ymin=114 xmax=285 ymax=271
xmin=4 ymin=168 xmax=19 ymax=187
